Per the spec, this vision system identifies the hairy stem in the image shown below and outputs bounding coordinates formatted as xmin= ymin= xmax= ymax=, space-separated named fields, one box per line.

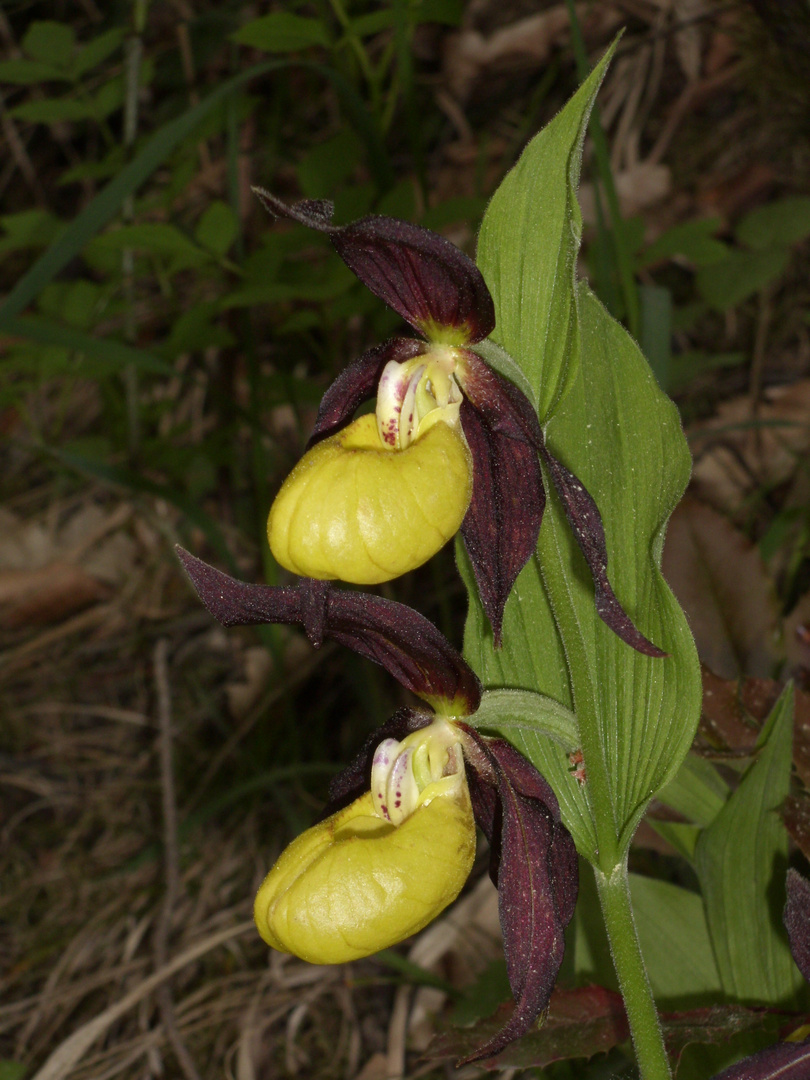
xmin=595 ymin=860 xmax=672 ymax=1080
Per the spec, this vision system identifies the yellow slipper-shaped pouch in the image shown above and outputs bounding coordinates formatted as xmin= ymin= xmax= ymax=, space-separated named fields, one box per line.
xmin=267 ymin=412 xmax=472 ymax=584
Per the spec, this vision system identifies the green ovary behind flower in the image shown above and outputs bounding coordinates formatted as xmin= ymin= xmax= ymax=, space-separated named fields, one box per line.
xmin=267 ymin=412 xmax=472 ymax=584
xmin=254 ymin=723 xmax=476 ymax=965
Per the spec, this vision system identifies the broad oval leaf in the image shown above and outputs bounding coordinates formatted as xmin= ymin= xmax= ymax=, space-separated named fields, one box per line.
xmin=230 ymin=13 xmax=331 ymax=52
xmin=465 ymin=120 xmax=701 ymax=867
xmin=465 ymin=280 xmax=700 ymax=862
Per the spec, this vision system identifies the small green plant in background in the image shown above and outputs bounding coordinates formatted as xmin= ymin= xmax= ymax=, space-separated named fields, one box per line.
xmin=633 ymin=196 xmax=810 ymax=394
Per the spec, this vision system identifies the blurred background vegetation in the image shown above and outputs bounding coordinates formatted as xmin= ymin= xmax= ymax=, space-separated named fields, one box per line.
xmin=1 ymin=1 xmax=810 ymax=1078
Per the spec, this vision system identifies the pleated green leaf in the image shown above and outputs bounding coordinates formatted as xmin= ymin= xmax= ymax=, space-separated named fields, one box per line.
xmin=464 ymin=52 xmax=701 ymax=865
xmin=694 ymin=684 xmax=803 ymax=1005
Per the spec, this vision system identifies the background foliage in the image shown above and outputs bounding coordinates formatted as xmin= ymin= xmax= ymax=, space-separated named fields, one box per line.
xmin=2 ymin=1 xmax=810 ymax=1078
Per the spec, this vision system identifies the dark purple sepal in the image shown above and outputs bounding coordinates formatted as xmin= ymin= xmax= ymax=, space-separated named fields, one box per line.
xmin=176 ymin=548 xmax=481 ymax=714
xmin=483 ymin=735 xmax=562 ymax=817
xmin=784 ymin=868 xmax=810 ymax=983
xmin=462 ymin=757 xmax=501 ymax=885
xmin=252 ymin=188 xmax=495 ymax=342
xmin=540 ymin=449 xmax=667 ymax=659
xmin=331 ymin=215 xmax=495 ymax=343
xmin=176 ymin=543 xmax=311 ymax=629
xmin=460 ymin=401 xmax=545 ymax=646
xmin=324 ymin=706 xmax=433 ymax=816
xmin=457 ymin=728 xmax=578 ymax=1065
xmin=306 ymin=337 xmax=425 ymax=448
xmin=709 ymin=1037 xmax=810 ymax=1080
xmin=465 ymin=785 xmax=571 ymax=1064
xmin=252 ymin=188 xmax=337 ymax=231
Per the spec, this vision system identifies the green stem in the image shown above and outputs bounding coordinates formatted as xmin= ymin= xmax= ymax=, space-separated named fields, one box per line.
xmin=595 ymin=861 xmax=672 ymax=1080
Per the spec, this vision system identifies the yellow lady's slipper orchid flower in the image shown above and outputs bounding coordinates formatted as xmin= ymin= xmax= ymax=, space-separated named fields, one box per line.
xmin=254 ymin=190 xmax=665 ymax=654
xmin=177 ymin=550 xmax=580 ymax=1065
xmin=254 ymin=720 xmax=475 ymax=964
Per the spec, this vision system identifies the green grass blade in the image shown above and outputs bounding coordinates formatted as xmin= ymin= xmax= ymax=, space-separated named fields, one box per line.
xmin=303 ymin=60 xmax=394 ymax=193
xmin=3 ymin=314 xmax=174 ymax=375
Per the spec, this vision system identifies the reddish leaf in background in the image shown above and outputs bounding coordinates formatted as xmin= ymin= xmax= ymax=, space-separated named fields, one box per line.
xmin=697 ymin=666 xmax=810 ymax=781
xmin=709 ymin=1036 xmax=810 ymax=1080
xmin=783 ymin=796 xmax=810 ymax=864
xmin=784 ymin=868 xmax=810 ymax=984
xmin=428 ymin=991 xmax=787 ymax=1071
xmin=427 ymin=986 xmax=630 ymax=1069
xmin=661 ymin=1004 xmax=782 ymax=1067
xmin=698 ymin=665 xmax=764 ymax=755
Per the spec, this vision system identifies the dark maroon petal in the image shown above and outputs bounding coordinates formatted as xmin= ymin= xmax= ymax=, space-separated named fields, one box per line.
xmin=709 ymin=1037 xmax=810 ymax=1080
xmin=463 ymin=783 xmax=574 ymax=1064
xmin=477 ymin=738 xmax=579 ymax=924
xmin=324 ymin=706 xmax=433 ymax=815
xmin=331 ymin=215 xmax=495 ymax=342
xmin=549 ymin=821 xmax=579 ymax=928
xmin=462 ymin=754 xmax=502 ymax=885
xmin=307 ymin=337 xmax=426 ymax=448
xmin=326 ymin=589 xmax=481 ymax=715
xmin=459 ymin=350 xmax=544 ymax=448
xmin=465 ymin=763 xmax=498 ymax=844
xmin=253 ymin=187 xmax=495 ymax=342
xmin=540 ymin=449 xmax=667 ymax=659
xmin=484 ymin=735 xmax=562 ymax=819
xmin=460 ymin=351 xmax=667 ymax=659
xmin=176 ymin=548 xmax=480 ymax=713
xmin=460 ymin=401 xmax=545 ymax=646
xmin=456 ymin=728 xmax=578 ymax=1065
xmin=785 ymin=868 xmax=810 ymax=984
